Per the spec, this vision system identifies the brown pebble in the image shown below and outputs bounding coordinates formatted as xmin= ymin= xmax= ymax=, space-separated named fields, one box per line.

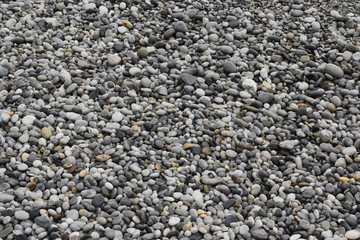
xmin=67 ymin=165 xmax=77 ymax=174
xmin=53 ymin=214 xmax=63 ymax=222
xmin=26 ymin=182 xmax=37 ymax=191
xmin=183 ymin=143 xmax=195 ymax=150
xmin=202 ymin=147 xmax=212 ymax=155
xmin=96 ymin=154 xmax=111 ymax=162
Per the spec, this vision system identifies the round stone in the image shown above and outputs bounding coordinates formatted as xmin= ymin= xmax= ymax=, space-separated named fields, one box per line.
xmin=169 ymin=217 xmax=180 ymax=226
xmin=324 ymin=63 xmax=344 ymax=79
xmin=343 ymin=147 xmax=357 ymax=156
xmin=41 ymin=127 xmax=52 ymax=139
xmin=180 ymin=73 xmax=196 ymax=85
xmin=137 ymin=48 xmax=148 ymax=58
xmin=17 ymin=163 xmax=28 ymax=171
xmin=14 ymin=211 xmax=29 ymax=220
xmin=225 ymin=150 xmax=237 ymax=158
xmin=107 ymin=54 xmax=121 ymax=66
xmin=22 ymin=115 xmax=36 ymax=125
xmin=174 ymin=21 xmax=188 ymax=33
xmin=242 ymin=79 xmax=257 ymax=92
xmin=223 ymin=61 xmax=237 ymax=73
xmin=345 ymin=230 xmax=360 ymax=240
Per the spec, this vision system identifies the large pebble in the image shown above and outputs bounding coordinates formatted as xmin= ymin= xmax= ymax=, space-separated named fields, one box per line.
xmin=325 ymin=64 xmax=344 ymax=79
xmin=108 ymin=54 xmax=121 ymax=66
xmin=345 ymin=230 xmax=360 ymax=240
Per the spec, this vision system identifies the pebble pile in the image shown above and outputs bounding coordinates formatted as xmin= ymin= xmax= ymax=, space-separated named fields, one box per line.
xmin=0 ymin=0 xmax=360 ymax=240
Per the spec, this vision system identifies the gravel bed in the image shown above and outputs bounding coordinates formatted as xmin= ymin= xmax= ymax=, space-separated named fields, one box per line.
xmin=0 ymin=0 xmax=360 ymax=240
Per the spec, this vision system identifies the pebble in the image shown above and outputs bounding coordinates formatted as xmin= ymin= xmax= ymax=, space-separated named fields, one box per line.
xmin=180 ymin=73 xmax=196 ymax=85
xmin=14 ymin=210 xmax=30 ymax=220
xmin=22 ymin=115 xmax=36 ymax=125
xmin=174 ymin=21 xmax=188 ymax=33
xmin=169 ymin=217 xmax=181 ymax=226
xmin=41 ymin=127 xmax=52 ymax=139
xmin=192 ymin=190 xmax=204 ymax=206
xmin=34 ymin=216 xmax=52 ymax=228
xmin=108 ymin=54 xmax=121 ymax=66
xmin=242 ymin=79 xmax=257 ymax=92
xmin=345 ymin=230 xmax=360 ymax=240
xmin=137 ymin=48 xmax=148 ymax=58
xmin=223 ymin=61 xmax=237 ymax=73
xmin=250 ymin=228 xmax=268 ymax=240
xmin=257 ymin=92 xmax=274 ymax=103
xmin=225 ymin=150 xmax=237 ymax=158
xmin=0 ymin=193 xmax=14 ymax=203
xmin=325 ymin=63 xmax=344 ymax=79
xmin=343 ymin=147 xmax=357 ymax=156
xmin=129 ymin=67 xmax=142 ymax=76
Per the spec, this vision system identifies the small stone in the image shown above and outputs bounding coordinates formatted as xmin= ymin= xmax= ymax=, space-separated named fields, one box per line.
xmin=0 ymin=193 xmax=14 ymax=203
xmin=122 ymin=20 xmax=133 ymax=29
xmin=34 ymin=215 xmax=52 ymax=228
xmin=192 ymin=190 xmax=204 ymax=207
xmin=312 ymin=22 xmax=321 ymax=31
xmin=41 ymin=127 xmax=52 ymax=139
xmin=65 ymin=112 xmax=81 ymax=121
xmin=66 ymin=209 xmax=79 ymax=220
xmin=302 ymin=188 xmax=316 ymax=198
xmin=345 ymin=44 xmax=359 ymax=53
xmin=182 ymin=221 xmax=192 ymax=231
xmin=96 ymin=154 xmax=111 ymax=162
xmin=108 ymin=54 xmax=121 ymax=66
xmin=345 ymin=230 xmax=360 ymax=240
xmin=84 ymin=3 xmax=97 ymax=13
xmin=299 ymin=219 xmax=310 ymax=230
xmin=330 ymin=10 xmax=341 ymax=18
xmin=169 ymin=217 xmax=180 ymax=226
xmin=223 ymin=199 xmax=236 ymax=209
xmin=129 ymin=164 xmax=142 ymax=173
xmin=325 ymin=63 xmax=344 ymax=79
xmin=290 ymin=10 xmax=304 ymax=17
xmin=180 ymin=73 xmax=196 ymax=85
xmin=17 ymin=163 xmax=28 ymax=171
xmin=22 ymin=115 xmax=36 ymax=125
xmin=118 ymin=26 xmax=128 ymax=33
xmin=0 ymin=67 xmax=9 ymax=77
xmin=164 ymin=28 xmax=176 ymax=39
xmin=257 ymin=92 xmax=274 ymax=103
xmin=224 ymin=215 xmax=238 ymax=227
xmin=129 ymin=67 xmax=142 ymax=76
xmin=112 ymin=112 xmax=123 ymax=122
xmin=327 ymin=103 xmax=337 ymax=112
xmin=6 ymin=19 xmax=17 ymax=28
xmin=174 ymin=21 xmax=188 ymax=33
xmin=15 ymin=210 xmax=29 ymax=220
xmin=0 ymin=227 xmax=13 ymax=239
xmin=250 ymin=228 xmax=268 ymax=240
xmin=137 ymin=48 xmax=148 ymax=58
xmin=183 ymin=143 xmax=195 ymax=149
xmin=93 ymin=194 xmax=105 ymax=207
xmin=223 ymin=61 xmax=237 ymax=73
xmin=242 ymin=79 xmax=257 ymax=92
xmin=343 ymin=147 xmax=357 ymax=156
xmin=300 ymin=55 xmax=310 ymax=62
xmin=225 ymin=150 xmax=237 ymax=158
xmin=99 ymin=6 xmax=108 ymax=15
xmin=353 ymin=52 xmax=360 ymax=61
xmin=339 ymin=177 xmax=350 ymax=183
xmin=279 ymin=140 xmax=298 ymax=150
xmin=202 ymin=147 xmax=212 ymax=155
xmin=79 ymin=170 xmax=89 ymax=178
